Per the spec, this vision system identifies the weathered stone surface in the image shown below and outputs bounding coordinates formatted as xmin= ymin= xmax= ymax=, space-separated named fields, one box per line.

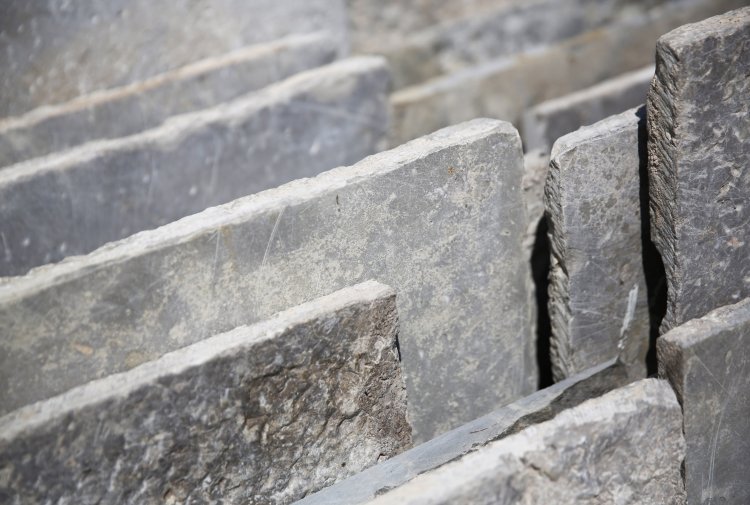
xmin=0 ymin=0 xmax=348 ymax=117
xmin=0 ymin=281 xmax=410 ymax=504
xmin=0 ymin=33 xmax=338 ymax=167
xmin=648 ymin=7 xmax=750 ymax=332
xmin=297 ymin=358 xmax=629 ymax=505
xmin=366 ymin=379 xmax=685 ymax=504
xmin=0 ymin=119 xmax=532 ymax=442
xmin=523 ymin=66 xmax=653 ymax=153
xmin=0 ymin=57 xmax=389 ymax=276
xmin=545 ymin=107 xmax=650 ymax=381
xmin=658 ymin=297 xmax=750 ymax=505
xmin=523 ymin=149 xmax=549 ymax=256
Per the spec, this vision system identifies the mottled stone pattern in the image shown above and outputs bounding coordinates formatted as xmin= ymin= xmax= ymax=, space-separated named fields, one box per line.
xmin=0 ymin=119 xmax=532 ymax=442
xmin=647 ymin=7 xmax=750 ymax=332
xmin=0 ymin=57 xmax=389 ymax=276
xmin=367 ymin=379 xmax=685 ymax=504
xmin=0 ymin=281 xmax=411 ymax=505
xmin=658 ymin=297 xmax=750 ymax=505
xmin=545 ymin=107 xmax=650 ymax=381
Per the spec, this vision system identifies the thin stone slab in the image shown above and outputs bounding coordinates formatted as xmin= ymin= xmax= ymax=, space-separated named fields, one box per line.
xmin=0 ymin=32 xmax=338 ymax=167
xmin=0 ymin=56 xmax=389 ymax=276
xmin=545 ymin=107 xmax=650 ymax=381
xmin=647 ymin=7 xmax=750 ymax=332
xmin=0 ymin=119 xmax=532 ymax=442
xmin=365 ymin=379 xmax=685 ymax=504
xmin=658 ymin=297 xmax=750 ymax=505
xmin=0 ymin=281 xmax=411 ymax=504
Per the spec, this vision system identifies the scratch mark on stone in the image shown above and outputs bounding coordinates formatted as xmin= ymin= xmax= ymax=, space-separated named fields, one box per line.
xmin=1 ymin=232 xmax=10 ymax=262
xmin=262 ymin=208 xmax=285 ymax=268
xmin=618 ymin=284 xmax=639 ymax=348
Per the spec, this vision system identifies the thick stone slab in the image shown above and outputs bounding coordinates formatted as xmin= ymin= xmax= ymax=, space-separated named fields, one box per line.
xmin=647 ymin=7 xmax=750 ymax=332
xmin=0 ymin=281 xmax=411 ymax=504
xmin=0 ymin=119 xmax=533 ymax=442
xmin=545 ymin=107 xmax=650 ymax=381
xmin=658 ymin=298 xmax=750 ymax=505
xmin=0 ymin=33 xmax=338 ymax=167
xmin=0 ymin=56 xmax=389 ymax=276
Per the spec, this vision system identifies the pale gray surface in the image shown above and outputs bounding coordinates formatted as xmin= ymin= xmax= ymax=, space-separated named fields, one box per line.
xmin=368 ymin=379 xmax=685 ymax=504
xmin=648 ymin=7 xmax=750 ymax=332
xmin=0 ymin=281 xmax=411 ymax=505
xmin=0 ymin=57 xmax=389 ymax=276
xmin=0 ymin=119 xmax=533 ymax=442
xmin=0 ymin=0 xmax=348 ymax=117
xmin=658 ymin=298 xmax=750 ymax=505
xmin=0 ymin=33 xmax=338 ymax=167
xmin=545 ymin=107 xmax=650 ymax=381
xmin=297 ymin=358 xmax=629 ymax=505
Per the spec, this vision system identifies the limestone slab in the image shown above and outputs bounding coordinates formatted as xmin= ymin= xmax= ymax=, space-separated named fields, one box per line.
xmin=647 ymin=7 xmax=750 ymax=332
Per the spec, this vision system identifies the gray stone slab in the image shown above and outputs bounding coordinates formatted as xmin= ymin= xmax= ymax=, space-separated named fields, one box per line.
xmin=658 ymin=297 xmax=750 ymax=505
xmin=647 ymin=7 xmax=750 ymax=332
xmin=0 ymin=56 xmax=389 ymax=276
xmin=297 ymin=358 xmax=629 ymax=505
xmin=0 ymin=33 xmax=338 ymax=167
xmin=545 ymin=107 xmax=650 ymax=381
xmin=0 ymin=281 xmax=411 ymax=504
xmin=0 ymin=119 xmax=533 ymax=443
xmin=0 ymin=0 xmax=348 ymax=118
xmin=365 ymin=379 xmax=685 ymax=504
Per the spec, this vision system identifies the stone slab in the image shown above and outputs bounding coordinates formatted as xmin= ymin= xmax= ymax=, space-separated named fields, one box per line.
xmin=0 ymin=56 xmax=389 ymax=276
xmin=545 ymin=107 xmax=650 ymax=381
xmin=0 ymin=32 xmax=338 ymax=167
xmin=658 ymin=297 xmax=750 ymax=505
xmin=0 ymin=281 xmax=411 ymax=504
xmin=647 ymin=7 xmax=750 ymax=332
xmin=366 ymin=379 xmax=685 ymax=504
xmin=0 ymin=119 xmax=533 ymax=443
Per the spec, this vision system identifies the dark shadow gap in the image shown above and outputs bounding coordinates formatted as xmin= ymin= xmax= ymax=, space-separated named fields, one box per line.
xmin=531 ymin=215 xmax=554 ymax=389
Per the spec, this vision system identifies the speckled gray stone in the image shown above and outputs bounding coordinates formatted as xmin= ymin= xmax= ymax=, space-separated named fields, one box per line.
xmin=545 ymin=107 xmax=650 ymax=381
xmin=658 ymin=297 xmax=750 ymax=505
xmin=0 ymin=119 xmax=532 ymax=442
xmin=648 ymin=7 xmax=750 ymax=332
xmin=366 ymin=379 xmax=685 ymax=504
xmin=0 ymin=56 xmax=389 ymax=276
xmin=0 ymin=32 xmax=338 ymax=167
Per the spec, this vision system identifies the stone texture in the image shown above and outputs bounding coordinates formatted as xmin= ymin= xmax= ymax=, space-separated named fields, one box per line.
xmin=0 ymin=0 xmax=347 ymax=118
xmin=647 ymin=7 xmax=750 ymax=332
xmin=366 ymin=379 xmax=685 ymax=504
xmin=658 ymin=297 xmax=750 ymax=505
xmin=545 ymin=107 xmax=650 ymax=381
xmin=0 ymin=33 xmax=338 ymax=167
xmin=0 ymin=119 xmax=532 ymax=442
xmin=0 ymin=57 xmax=389 ymax=276
xmin=297 ymin=358 xmax=629 ymax=505
xmin=0 ymin=281 xmax=410 ymax=504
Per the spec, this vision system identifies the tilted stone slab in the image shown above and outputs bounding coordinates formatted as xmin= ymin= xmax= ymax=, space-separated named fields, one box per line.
xmin=366 ymin=379 xmax=685 ymax=504
xmin=0 ymin=56 xmax=389 ymax=276
xmin=0 ymin=33 xmax=338 ymax=167
xmin=0 ymin=281 xmax=411 ymax=504
xmin=545 ymin=107 xmax=650 ymax=381
xmin=0 ymin=119 xmax=533 ymax=442
xmin=648 ymin=7 xmax=750 ymax=332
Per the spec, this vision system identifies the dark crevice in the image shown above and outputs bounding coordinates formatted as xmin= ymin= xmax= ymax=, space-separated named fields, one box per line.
xmin=531 ymin=216 xmax=553 ymax=389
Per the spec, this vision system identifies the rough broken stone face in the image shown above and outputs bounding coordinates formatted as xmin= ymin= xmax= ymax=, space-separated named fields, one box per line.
xmin=0 ymin=281 xmax=411 ymax=505
xmin=0 ymin=119 xmax=533 ymax=442
xmin=658 ymin=297 xmax=750 ymax=505
xmin=0 ymin=57 xmax=389 ymax=276
xmin=545 ymin=107 xmax=650 ymax=381
xmin=647 ymin=7 xmax=750 ymax=332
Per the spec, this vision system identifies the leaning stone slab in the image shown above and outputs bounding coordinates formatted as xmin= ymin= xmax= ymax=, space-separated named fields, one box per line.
xmin=366 ymin=379 xmax=685 ymax=504
xmin=0 ymin=32 xmax=338 ymax=167
xmin=545 ymin=107 xmax=650 ymax=381
xmin=0 ymin=119 xmax=533 ymax=443
xmin=0 ymin=281 xmax=411 ymax=504
xmin=0 ymin=56 xmax=389 ymax=276
xmin=648 ymin=7 xmax=750 ymax=332
xmin=658 ymin=297 xmax=750 ymax=505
